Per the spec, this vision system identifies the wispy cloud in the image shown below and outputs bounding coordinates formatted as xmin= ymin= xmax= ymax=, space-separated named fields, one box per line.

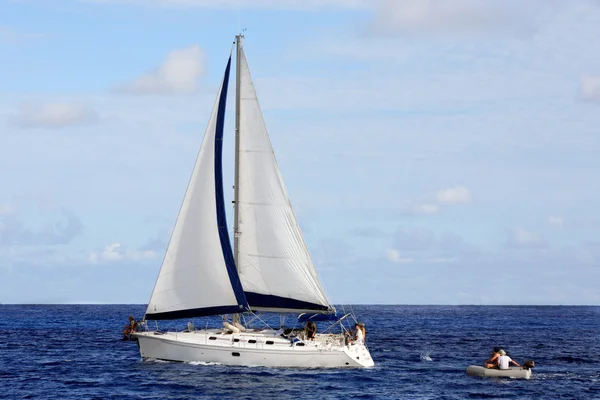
xmin=412 ymin=203 xmax=439 ymax=214
xmin=424 ymin=257 xmax=456 ymax=263
xmin=89 ymin=243 xmax=157 ymax=263
xmin=548 ymin=216 xmax=564 ymax=227
xmin=349 ymin=226 xmax=388 ymax=238
xmin=392 ymin=228 xmax=435 ymax=251
xmin=385 ymin=248 xmax=414 ymax=263
xmin=403 ymin=186 xmax=471 ymax=216
xmin=367 ymin=0 xmax=536 ymax=36
xmin=0 ymin=208 xmax=83 ymax=247
xmin=0 ymin=26 xmax=45 ymax=43
xmin=391 ymin=228 xmax=485 ymax=261
xmin=581 ymin=74 xmax=600 ymax=102
xmin=505 ymin=227 xmax=546 ymax=249
xmin=0 ymin=204 xmax=14 ymax=215
xmin=9 ymin=101 xmax=99 ymax=129
xmin=436 ymin=185 xmax=471 ymax=204
xmin=82 ymin=0 xmax=365 ymax=10
xmin=115 ymin=45 xmax=204 ymax=95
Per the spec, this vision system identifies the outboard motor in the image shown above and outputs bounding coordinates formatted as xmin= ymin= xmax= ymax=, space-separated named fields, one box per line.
xmin=523 ymin=360 xmax=535 ymax=370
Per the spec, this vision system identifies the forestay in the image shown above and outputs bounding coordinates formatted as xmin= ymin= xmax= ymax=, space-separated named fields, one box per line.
xmin=145 ymin=57 xmax=247 ymax=320
xmin=235 ymin=45 xmax=333 ymax=313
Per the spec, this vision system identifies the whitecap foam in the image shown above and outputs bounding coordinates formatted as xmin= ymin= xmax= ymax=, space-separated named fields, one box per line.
xmin=188 ymin=361 xmax=222 ymax=366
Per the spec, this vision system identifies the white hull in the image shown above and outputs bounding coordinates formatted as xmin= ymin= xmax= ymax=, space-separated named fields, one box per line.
xmin=133 ymin=329 xmax=374 ymax=368
xmin=466 ymin=365 xmax=532 ymax=379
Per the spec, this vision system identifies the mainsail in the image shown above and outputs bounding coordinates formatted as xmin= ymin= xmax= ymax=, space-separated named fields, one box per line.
xmin=235 ymin=44 xmax=333 ymax=313
xmin=145 ymin=57 xmax=248 ymax=320
xmin=144 ymin=39 xmax=333 ymax=320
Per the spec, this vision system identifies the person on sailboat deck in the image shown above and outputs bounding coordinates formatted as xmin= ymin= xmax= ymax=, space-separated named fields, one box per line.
xmin=497 ymin=350 xmax=521 ymax=370
xmin=484 ymin=347 xmax=501 ymax=368
xmin=305 ymin=321 xmax=317 ymax=341
xmin=346 ymin=323 xmax=365 ymax=345
xmin=122 ymin=316 xmax=137 ymax=340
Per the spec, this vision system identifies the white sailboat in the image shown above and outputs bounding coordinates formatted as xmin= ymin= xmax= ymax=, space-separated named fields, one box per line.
xmin=133 ymin=35 xmax=374 ymax=368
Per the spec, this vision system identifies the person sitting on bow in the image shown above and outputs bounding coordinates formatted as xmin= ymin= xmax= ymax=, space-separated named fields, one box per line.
xmin=122 ymin=315 xmax=138 ymax=340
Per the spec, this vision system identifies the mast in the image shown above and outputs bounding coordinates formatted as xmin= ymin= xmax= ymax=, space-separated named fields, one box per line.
xmin=232 ymin=34 xmax=243 ymax=324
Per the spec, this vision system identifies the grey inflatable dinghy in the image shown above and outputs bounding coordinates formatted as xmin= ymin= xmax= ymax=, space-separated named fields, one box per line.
xmin=466 ymin=360 xmax=535 ymax=379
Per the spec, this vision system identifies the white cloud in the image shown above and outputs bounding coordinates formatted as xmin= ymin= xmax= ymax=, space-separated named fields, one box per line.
xmin=10 ymin=101 xmax=99 ymax=129
xmin=415 ymin=204 xmax=439 ymax=214
xmin=369 ymin=0 xmax=532 ymax=36
xmin=548 ymin=216 xmax=564 ymax=227
xmin=435 ymin=185 xmax=471 ymax=204
xmin=89 ymin=243 xmax=156 ymax=263
xmin=116 ymin=45 xmax=204 ymax=95
xmin=386 ymin=248 xmax=414 ymax=263
xmin=581 ymin=75 xmax=600 ymax=102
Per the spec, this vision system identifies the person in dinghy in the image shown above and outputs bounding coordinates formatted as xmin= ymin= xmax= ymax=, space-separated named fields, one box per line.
xmin=496 ymin=350 xmax=521 ymax=369
xmin=484 ymin=347 xmax=501 ymax=368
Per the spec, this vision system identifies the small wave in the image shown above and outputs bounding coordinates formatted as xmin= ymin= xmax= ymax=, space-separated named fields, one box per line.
xmin=420 ymin=353 xmax=433 ymax=362
xmin=533 ymin=371 xmax=586 ymax=381
xmin=145 ymin=358 xmax=171 ymax=363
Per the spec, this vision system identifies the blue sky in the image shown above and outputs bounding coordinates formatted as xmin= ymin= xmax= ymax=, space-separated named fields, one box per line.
xmin=1 ymin=0 xmax=599 ymax=304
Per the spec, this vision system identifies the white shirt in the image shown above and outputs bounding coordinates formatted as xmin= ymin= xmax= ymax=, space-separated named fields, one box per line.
xmin=354 ymin=328 xmax=364 ymax=345
xmin=498 ymin=355 xmax=512 ymax=369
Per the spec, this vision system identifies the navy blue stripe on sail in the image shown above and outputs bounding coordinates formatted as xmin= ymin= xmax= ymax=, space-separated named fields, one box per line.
xmin=244 ymin=292 xmax=331 ymax=312
xmin=214 ymin=56 xmax=249 ymax=311
xmin=146 ymin=305 xmax=245 ymax=321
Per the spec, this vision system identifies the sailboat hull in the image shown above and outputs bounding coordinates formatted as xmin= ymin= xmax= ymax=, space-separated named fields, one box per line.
xmin=133 ymin=329 xmax=374 ymax=368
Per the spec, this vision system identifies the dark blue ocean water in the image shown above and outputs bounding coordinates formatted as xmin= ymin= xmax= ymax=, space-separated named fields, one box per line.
xmin=1 ymin=305 xmax=599 ymax=400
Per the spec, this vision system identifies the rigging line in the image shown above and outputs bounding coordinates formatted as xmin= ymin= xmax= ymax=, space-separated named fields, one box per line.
xmin=310 ymin=220 xmax=335 ymax=309
xmin=251 ymin=312 xmax=273 ymax=329
xmin=244 ymin=312 xmax=273 ymax=330
xmin=244 ymin=314 xmax=259 ymax=326
xmin=321 ymin=313 xmax=352 ymax=334
xmin=349 ymin=304 xmax=359 ymax=328
xmin=341 ymin=303 xmax=358 ymax=332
